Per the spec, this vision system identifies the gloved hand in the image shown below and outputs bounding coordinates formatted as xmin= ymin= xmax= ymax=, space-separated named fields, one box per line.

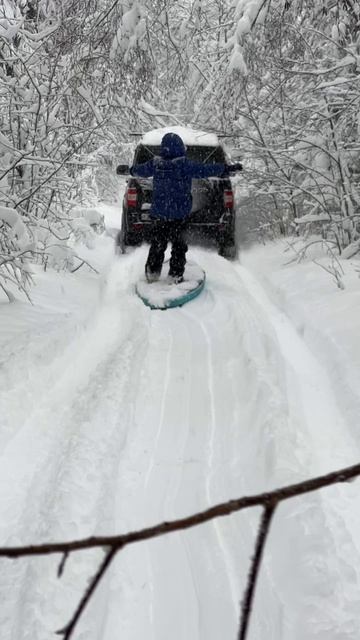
xmin=222 ymin=162 xmax=242 ymax=177
xmin=116 ymin=164 xmax=130 ymax=175
xmin=228 ymin=162 xmax=243 ymax=173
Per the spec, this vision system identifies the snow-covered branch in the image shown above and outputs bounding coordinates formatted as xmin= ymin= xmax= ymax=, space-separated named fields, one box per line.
xmin=1 ymin=462 xmax=360 ymax=639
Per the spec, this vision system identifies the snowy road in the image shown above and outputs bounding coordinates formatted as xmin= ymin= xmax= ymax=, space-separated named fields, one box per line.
xmin=1 ymin=239 xmax=360 ymax=639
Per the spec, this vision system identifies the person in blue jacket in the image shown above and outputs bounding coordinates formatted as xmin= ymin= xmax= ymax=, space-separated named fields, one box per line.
xmin=130 ymin=132 xmax=242 ymax=283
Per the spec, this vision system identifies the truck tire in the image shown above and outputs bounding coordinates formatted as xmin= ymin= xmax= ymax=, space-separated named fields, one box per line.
xmin=218 ymin=239 xmax=237 ymax=260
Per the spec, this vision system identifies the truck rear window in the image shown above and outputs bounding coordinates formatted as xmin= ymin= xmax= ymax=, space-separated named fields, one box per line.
xmin=134 ymin=145 xmax=226 ymax=165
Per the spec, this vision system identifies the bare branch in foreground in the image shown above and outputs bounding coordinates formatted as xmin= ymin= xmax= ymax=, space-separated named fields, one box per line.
xmin=2 ymin=462 xmax=359 ymax=559
xmin=238 ymin=504 xmax=276 ymax=640
xmin=57 ymin=552 xmax=69 ymax=579
xmin=70 ymin=257 xmax=99 ymax=274
xmin=56 ymin=547 xmax=118 ymax=639
xmin=0 ymin=282 xmax=16 ymax=302
xmin=1 ymin=462 xmax=359 ymax=639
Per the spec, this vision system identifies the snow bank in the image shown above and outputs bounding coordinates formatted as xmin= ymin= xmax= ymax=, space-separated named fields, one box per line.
xmin=242 ymin=240 xmax=360 ymax=440
xmin=0 ymin=205 xmax=29 ymax=246
xmin=71 ymin=206 xmax=105 ymax=231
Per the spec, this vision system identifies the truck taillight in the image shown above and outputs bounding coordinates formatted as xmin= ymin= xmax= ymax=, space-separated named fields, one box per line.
xmin=224 ymin=190 xmax=234 ymax=209
xmin=127 ymin=187 xmax=137 ymax=207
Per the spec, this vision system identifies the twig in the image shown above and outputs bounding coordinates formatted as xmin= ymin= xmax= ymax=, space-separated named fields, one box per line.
xmin=0 ymin=462 xmax=359 ymax=639
xmin=238 ymin=504 xmax=276 ymax=640
xmin=57 ymin=552 xmax=69 ymax=579
xmin=1 ymin=462 xmax=359 ymax=559
xmin=15 ymin=120 xmax=108 ymax=209
xmin=70 ymin=260 xmax=86 ymax=274
xmin=56 ymin=547 xmax=118 ymax=639
xmin=0 ymin=281 xmax=16 ymax=302
xmin=70 ymin=256 xmax=98 ymax=274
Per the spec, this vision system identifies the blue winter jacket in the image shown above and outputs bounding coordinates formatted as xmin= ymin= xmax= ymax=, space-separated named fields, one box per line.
xmin=129 ymin=133 xmax=229 ymax=221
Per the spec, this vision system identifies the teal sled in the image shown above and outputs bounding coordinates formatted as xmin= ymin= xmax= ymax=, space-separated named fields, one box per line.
xmin=136 ymin=261 xmax=205 ymax=310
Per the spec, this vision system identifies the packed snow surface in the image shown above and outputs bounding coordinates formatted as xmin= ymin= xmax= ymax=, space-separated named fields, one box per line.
xmin=141 ymin=126 xmax=219 ymax=147
xmin=1 ymin=209 xmax=360 ymax=639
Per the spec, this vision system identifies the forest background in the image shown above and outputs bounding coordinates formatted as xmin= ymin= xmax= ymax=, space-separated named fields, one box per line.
xmin=1 ymin=0 xmax=360 ymax=299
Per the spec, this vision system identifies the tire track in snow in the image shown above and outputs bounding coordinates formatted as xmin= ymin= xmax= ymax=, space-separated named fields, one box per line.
xmin=153 ymin=314 xmax=203 ymax=633
xmin=0 ymin=254 xmax=150 ymax=640
xmin=101 ymin=308 xmax=202 ymax=640
xmin=179 ymin=290 xmax=255 ymax=638
xmin=143 ymin=324 xmax=173 ymax=491
xmin=3 ymin=329 xmax=148 ymax=640
xmin=102 ymin=254 xmax=278 ymax=640
xmin=142 ymin=312 xmax=201 ymax=640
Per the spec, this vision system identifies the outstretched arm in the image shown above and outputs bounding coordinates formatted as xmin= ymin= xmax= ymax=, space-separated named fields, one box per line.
xmin=226 ymin=162 xmax=243 ymax=174
xmin=185 ymin=161 xmax=226 ymax=179
xmin=130 ymin=159 xmax=154 ymax=178
xmin=185 ymin=161 xmax=243 ymax=179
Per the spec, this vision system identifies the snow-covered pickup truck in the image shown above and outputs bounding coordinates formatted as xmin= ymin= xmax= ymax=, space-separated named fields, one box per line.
xmin=116 ymin=126 xmax=238 ymax=258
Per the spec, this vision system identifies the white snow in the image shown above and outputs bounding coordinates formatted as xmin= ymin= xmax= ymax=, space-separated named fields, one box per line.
xmin=0 ymin=205 xmax=29 ymax=244
xmin=141 ymin=126 xmax=219 ymax=147
xmin=236 ymin=15 xmax=251 ymax=39
xmin=229 ymin=43 xmax=248 ymax=75
xmin=241 ymin=240 xmax=360 ymax=448
xmin=1 ymin=216 xmax=360 ymax=639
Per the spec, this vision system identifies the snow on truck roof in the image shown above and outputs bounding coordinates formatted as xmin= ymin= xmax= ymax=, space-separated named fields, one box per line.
xmin=140 ymin=126 xmax=219 ymax=147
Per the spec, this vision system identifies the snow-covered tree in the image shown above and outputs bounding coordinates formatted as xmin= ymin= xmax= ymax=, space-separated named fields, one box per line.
xmin=2 ymin=0 xmax=360 ymax=300
xmin=194 ymin=0 xmax=360 ymax=250
xmin=0 ymin=0 xmax=151 ymax=297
